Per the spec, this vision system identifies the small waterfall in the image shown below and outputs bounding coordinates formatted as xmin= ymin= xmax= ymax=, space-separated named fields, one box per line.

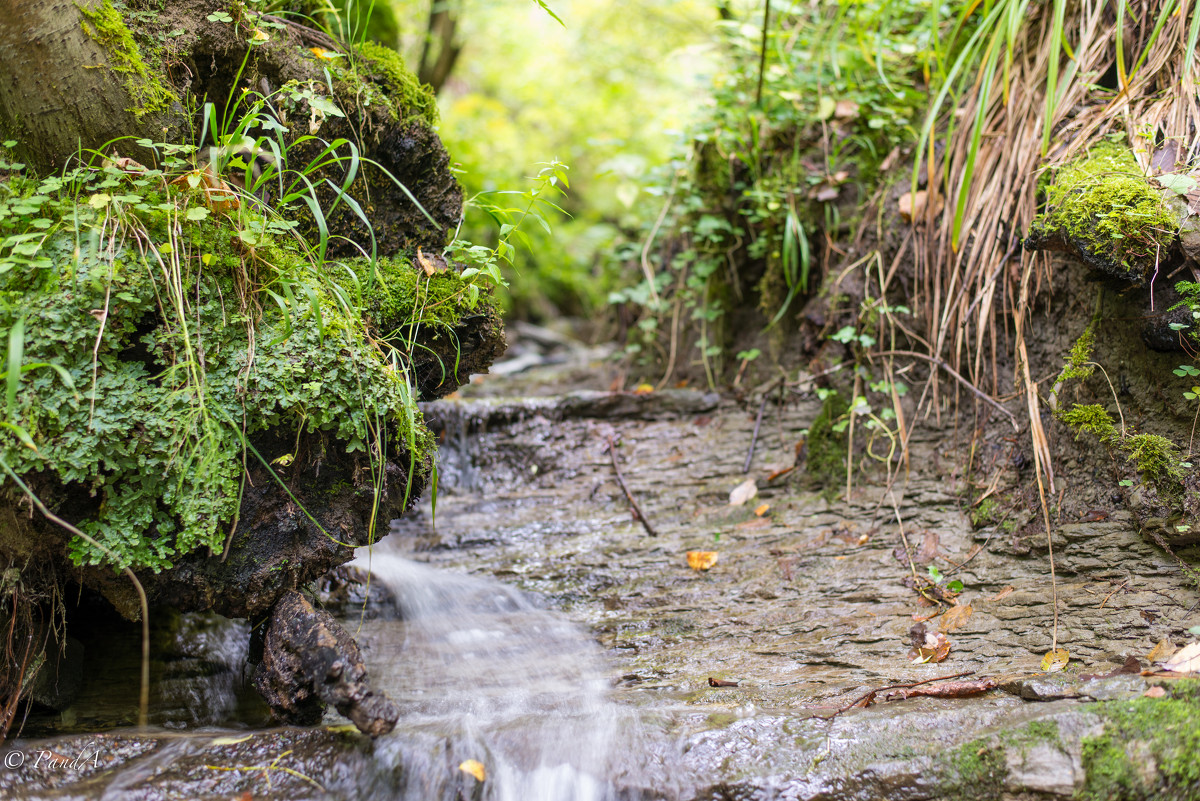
xmin=350 ymin=548 xmax=626 ymax=801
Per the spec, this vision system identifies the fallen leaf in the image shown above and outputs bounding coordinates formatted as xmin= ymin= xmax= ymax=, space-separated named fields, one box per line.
xmin=1041 ymin=648 xmax=1070 ymax=673
xmin=1081 ymin=656 xmax=1142 ymax=680
xmin=939 ymin=602 xmax=974 ymax=633
xmin=908 ymin=631 xmax=951 ymax=663
xmin=729 ymin=478 xmax=758 ymax=506
xmin=687 ymin=551 xmax=719 ymax=571
xmin=708 ymin=677 xmax=739 ymax=687
xmin=766 ymin=465 xmax=795 ymax=481
xmin=735 ymin=517 xmax=770 ymax=530
xmin=1147 ymin=639 xmax=1176 ymax=662
xmin=1143 ymin=686 xmax=1168 ymax=698
xmin=633 ymin=383 xmax=655 ymax=395
xmin=1160 ymin=641 xmax=1200 ymax=673
xmin=898 ymin=190 xmax=944 ymax=224
xmin=459 ymin=759 xmax=486 ymax=782
xmin=987 ymin=585 xmax=1015 ymax=602
xmin=916 ymin=531 xmax=940 ymax=563
xmin=416 ymin=246 xmax=448 ymax=276
xmin=754 ymin=503 xmax=770 ymax=517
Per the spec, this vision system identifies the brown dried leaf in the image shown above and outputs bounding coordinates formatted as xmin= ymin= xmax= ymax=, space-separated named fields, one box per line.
xmin=417 ymin=246 xmax=450 ymax=276
xmin=939 ymin=602 xmax=974 ymax=633
xmin=834 ymin=99 xmax=859 ymax=119
xmin=908 ymin=631 xmax=951 ymax=663
xmin=1143 ymin=686 xmax=1168 ymax=698
xmin=1160 ymin=641 xmax=1200 ymax=673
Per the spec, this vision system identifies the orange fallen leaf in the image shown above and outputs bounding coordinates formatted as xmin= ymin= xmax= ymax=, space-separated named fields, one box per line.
xmin=729 ymin=478 xmax=757 ymax=506
xmin=1143 ymin=686 xmax=1167 ymax=698
xmin=633 ymin=383 xmax=654 ymax=395
xmin=416 ymin=246 xmax=448 ymax=276
xmin=1041 ymin=648 xmax=1070 ymax=673
xmin=1147 ymin=639 xmax=1176 ymax=663
xmin=754 ymin=503 xmax=770 ymax=516
xmin=459 ymin=759 xmax=486 ymax=782
xmin=939 ymin=602 xmax=974 ymax=633
xmin=687 ymin=551 xmax=719 ymax=571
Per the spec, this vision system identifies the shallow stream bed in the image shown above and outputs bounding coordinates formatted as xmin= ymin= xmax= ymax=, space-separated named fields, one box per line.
xmin=4 ymin=338 xmax=1199 ymax=800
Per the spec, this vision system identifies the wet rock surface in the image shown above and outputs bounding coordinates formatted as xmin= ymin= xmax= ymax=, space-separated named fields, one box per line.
xmin=6 ymin=337 xmax=1200 ymax=799
xmin=252 ymin=591 xmax=398 ymax=736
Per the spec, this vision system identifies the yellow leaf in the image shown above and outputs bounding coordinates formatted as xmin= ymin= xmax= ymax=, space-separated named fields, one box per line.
xmin=271 ymin=453 xmax=294 ymax=467
xmin=753 ymin=503 xmax=770 ymax=517
xmin=633 ymin=383 xmax=654 ymax=395
xmin=416 ymin=246 xmax=448 ymax=276
xmin=686 ymin=551 xmax=718 ymax=571
xmin=459 ymin=759 xmax=486 ymax=782
xmin=1041 ymin=648 xmax=1070 ymax=672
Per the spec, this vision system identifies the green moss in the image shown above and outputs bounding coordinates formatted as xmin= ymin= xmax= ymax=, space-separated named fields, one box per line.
xmin=970 ymin=497 xmax=998 ymax=528
xmin=1080 ymin=682 xmax=1200 ymax=800
xmin=805 ymin=392 xmax=849 ymax=488
xmin=1060 ymin=323 xmax=1097 ymax=382
xmin=944 ymin=719 xmax=1063 ymax=800
xmin=353 ymin=257 xmax=472 ymax=335
xmin=1059 ymin=403 xmax=1120 ymax=446
xmin=352 ymin=41 xmax=439 ymax=126
xmin=1058 ymin=404 xmax=1185 ymax=498
xmin=77 ymin=0 xmax=176 ymax=121
xmin=1033 ymin=142 xmax=1177 ymax=283
xmin=0 ymin=154 xmax=451 ymax=571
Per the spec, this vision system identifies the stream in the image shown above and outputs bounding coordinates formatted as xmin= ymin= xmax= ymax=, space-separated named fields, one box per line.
xmin=3 ymin=324 xmax=1199 ymax=799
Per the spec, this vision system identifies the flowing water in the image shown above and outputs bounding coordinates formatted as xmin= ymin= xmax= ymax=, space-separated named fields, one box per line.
xmin=347 ymin=547 xmax=630 ymax=801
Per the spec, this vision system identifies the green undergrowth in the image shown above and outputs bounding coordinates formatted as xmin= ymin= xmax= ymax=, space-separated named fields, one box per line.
xmin=1079 ymin=679 xmax=1200 ymax=800
xmin=1057 ymin=404 xmax=1185 ymax=492
xmin=1032 ymin=141 xmax=1177 ymax=283
xmin=0 ymin=142 xmax=468 ymax=571
xmin=77 ymin=0 xmax=177 ymax=121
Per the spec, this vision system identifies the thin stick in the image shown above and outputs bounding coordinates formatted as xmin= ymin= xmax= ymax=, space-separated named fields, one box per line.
xmin=607 ymin=438 xmax=658 ymax=537
xmin=755 ymin=0 xmax=771 ymax=107
xmin=873 ymin=349 xmax=1018 ymax=430
xmin=815 ymin=671 xmax=974 ymax=720
xmin=744 ymin=377 xmax=783 ymax=473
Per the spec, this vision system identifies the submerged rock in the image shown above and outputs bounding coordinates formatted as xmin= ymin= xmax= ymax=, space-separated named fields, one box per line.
xmin=252 ymin=591 xmax=398 ymax=736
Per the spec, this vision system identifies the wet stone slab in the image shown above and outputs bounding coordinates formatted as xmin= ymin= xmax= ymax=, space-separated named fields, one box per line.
xmin=6 ymin=365 xmax=1200 ymax=799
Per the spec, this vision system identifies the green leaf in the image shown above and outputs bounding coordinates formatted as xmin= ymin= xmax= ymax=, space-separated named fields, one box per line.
xmin=186 ymin=207 xmax=210 ymax=222
xmin=6 ymin=316 xmax=24 ymax=417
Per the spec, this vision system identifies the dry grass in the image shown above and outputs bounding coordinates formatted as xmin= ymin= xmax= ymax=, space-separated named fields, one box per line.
xmin=912 ymin=0 xmax=1200 ymax=451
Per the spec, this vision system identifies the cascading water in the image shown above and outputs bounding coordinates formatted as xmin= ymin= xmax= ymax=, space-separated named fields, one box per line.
xmin=349 ymin=545 xmax=630 ymax=801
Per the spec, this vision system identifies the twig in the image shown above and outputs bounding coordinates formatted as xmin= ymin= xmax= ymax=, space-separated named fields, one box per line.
xmin=872 ymin=349 xmax=1018 ymax=430
xmin=607 ymin=437 xmax=657 ymax=537
xmin=744 ymin=377 xmax=783 ymax=473
xmin=815 ymin=671 xmax=974 ymax=720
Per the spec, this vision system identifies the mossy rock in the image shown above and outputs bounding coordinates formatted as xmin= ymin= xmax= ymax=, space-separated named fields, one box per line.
xmin=1027 ymin=142 xmax=1181 ymax=284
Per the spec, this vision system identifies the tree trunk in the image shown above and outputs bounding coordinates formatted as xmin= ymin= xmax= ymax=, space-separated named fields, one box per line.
xmin=0 ymin=0 xmax=184 ymax=169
